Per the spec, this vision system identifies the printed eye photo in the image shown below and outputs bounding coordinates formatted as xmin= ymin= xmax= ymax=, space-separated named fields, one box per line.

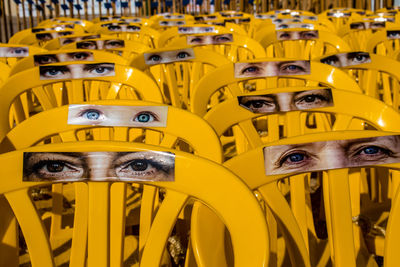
xmin=234 ymin=60 xmax=311 ymax=78
xmin=39 ymin=63 xmax=115 ymax=80
xmin=178 ymin=26 xmax=215 ymax=34
xmin=272 ymin=18 xmax=304 ymax=25
xmin=387 ymin=30 xmax=400 ymax=39
xmin=320 ymin=52 xmax=371 ymax=68
xmin=254 ymin=14 xmax=276 ymax=19
xmin=76 ymin=39 xmax=125 ymax=50
xmin=238 ymin=88 xmax=333 ymax=113
xmin=186 ymin=33 xmax=233 ymax=45
xmin=162 ymin=14 xmax=184 ymax=19
xmin=275 ymin=23 xmax=314 ymax=30
xmin=276 ymin=30 xmax=319 ymax=40
xmin=23 ymin=151 xmax=175 ymax=182
xmin=144 ymin=48 xmax=195 ymax=65
xmin=34 ymin=52 xmax=94 ymax=65
xmin=159 ymin=20 xmax=186 ymax=26
xmin=0 ymin=46 xmax=29 ymax=57
xmin=36 ymin=31 xmax=74 ymax=41
xmin=107 ymin=23 xmax=141 ymax=32
xmin=264 ymin=135 xmax=400 ymax=175
xmin=350 ymin=21 xmax=386 ymax=30
xmin=67 ymin=104 xmax=168 ymax=127
xmin=59 ymin=35 xmax=100 ymax=46
xmin=31 ymin=24 xmax=74 ymax=33
xmin=326 ymin=12 xmax=351 ymax=17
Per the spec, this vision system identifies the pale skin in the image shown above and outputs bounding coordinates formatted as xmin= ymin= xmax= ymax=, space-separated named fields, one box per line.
xmin=234 ymin=60 xmax=310 ymax=78
xmin=264 ymin=136 xmax=400 ymax=175
xmin=320 ymin=52 xmax=371 ymax=68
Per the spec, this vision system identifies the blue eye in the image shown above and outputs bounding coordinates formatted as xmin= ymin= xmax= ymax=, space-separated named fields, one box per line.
xmin=134 ymin=112 xmax=157 ymax=123
xmin=363 ymin=146 xmax=380 ymax=154
xmin=85 ymin=110 xmax=101 ymax=120
xmin=288 ymin=153 xmax=305 ymax=162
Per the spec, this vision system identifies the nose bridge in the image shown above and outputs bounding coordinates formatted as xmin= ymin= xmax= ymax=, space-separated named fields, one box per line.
xmin=276 ymin=92 xmax=293 ymax=111
xmin=320 ymin=141 xmax=347 ymax=170
xmin=87 ymin=152 xmax=113 ymax=180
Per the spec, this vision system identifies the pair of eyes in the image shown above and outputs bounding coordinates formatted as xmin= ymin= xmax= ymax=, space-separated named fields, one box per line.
xmin=36 ymin=52 xmax=91 ymax=64
xmin=180 ymin=27 xmax=214 ymax=33
xmin=240 ymin=63 xmax=307 ymax=76
xmin=274 ymin=19 xmax=302 ymax=23
xmin=108 ymin=25 xmax=140 ymax=31
xmin=321 ymin=53 xmax=370 ymax=66
xmin=6 ymin=48 xmax=28 ymax=56
xmin=241 ymin=92 xmax=329 ymax=112
xmin=147 ymin=51 xmax=192 ymax=63
xmin=80 ymin=109 xmax=158 ymax=123
xmin=277 ymin=145 xmax=392 ymax=169
xmin=189 ymin=35 xmax=232 ymax=44
xmin=160 ymin=21 xmax=185 ymax=25
xmin=278 ymin=32 xmax=317 ymax=39
xmin=40 ymin=64 xmax=114 ymax=78
xmin=77 ymin=40 xmax=124 ymax=49
xmin=30 ymin=156 xmax=168 ymax=180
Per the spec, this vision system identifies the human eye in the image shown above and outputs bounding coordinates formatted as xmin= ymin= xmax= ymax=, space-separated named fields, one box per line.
xmin=279 ymin=62 xmax=307 ymax=75
xmin=108 ymin=25 xmax=121 ymax=31
xmin=388 ymin=31 xmax=400 ymax=38
xmin=59 ymin=31 xmax=73 ymax=36
xmin=204 ymin=27 xmax=213 ymax=32
xmin=176 ymin=21 xmax=185 ymax=25
xmin=160 ymin=21 xmax=169 ymax=25
xmin=62 ymin=38 xmax=75 ymax=45
xmin=349 ymin=145 xmax=394 ymax=164
xmin=348 ymin=53 xmax=370 ymax=65
xmin=133 ymin=111 xmax=159 ymax=123
xmin=77 ymin=41 xmax=96 ymax=49
xmin=40 ymin=66 xmax=70 ymax=79
xmin=176 ymin=51 xmax=191 ymax=59
xmin=278 ymin=32 xmax=291 ymax=39
xmin=70 ymin=52 xmax=91 ymax=60
xmin=7 ymin=47 xmax=28 ymax=57
xmin=113 ymin=152 xmax=174 ymax=181
xmin=36 ymin=55 xmax=58 ymax=65
xmin=240 ymin=97 xmax=276 ymax=113
xmin=301 ymin=31 xmax=317 ymax=39
xmin=78 ymin=108 xmax=105 ymax=122
xmin=104 ymin=40 xmax=124 ymax=49
xmin=213 ymin=34 xmax=232 ymax=43
xmin=24 ymin=153 xmax=84 ymax=181
xmin=277 ymin=24 xmax=289 ymax=29
xmin=127 ymin=25 xmax=140 ymax=31
xmin=276 ymin=149 xmax=316 ymax=171
xmin=189 ymin=36 xmax=204 ymax=44
xmin=84 ymin=64 xmax=115 ymax=76
xmin=293 ymin=89 xmax=332 ymax=109
xmin=321 ymin=56 xmax=340 ymax=67
xmin=147 ymin=54 xmax=162 ymax=63
xmin=239 ymin=64 xmax=263 ymax=76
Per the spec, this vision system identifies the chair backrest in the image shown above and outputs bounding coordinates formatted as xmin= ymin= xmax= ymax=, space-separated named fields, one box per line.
xmin=191 ymin=60 xmax=362 ymax=116
xmin=0 ymin=141 xmax=270 ymax=267
xmin=366 ymin=29 xmax=400 ymax=56
xmin=0 ymin=62 xmax=163 ymax=141
xmin=130 ymin=46 xmax=231 ymax=108
xmin=0 ymin=44 xmax=46 ymax=67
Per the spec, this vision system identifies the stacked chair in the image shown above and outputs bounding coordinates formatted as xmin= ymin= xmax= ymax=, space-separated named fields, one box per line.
xmin=2 ymin=7 xmax=400 ymax=267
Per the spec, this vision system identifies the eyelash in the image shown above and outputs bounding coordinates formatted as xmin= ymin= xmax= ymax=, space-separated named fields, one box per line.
xmin=41 ymin=66 xmax=69 ymax=77
xmin=279 ymin=64 xmax=305 ymax=73
xmin=294 ymin=93 xmax=328 ymax=104
xmin=117 ymin=158 xmax=168 ymax=178
xmin=78 ymin=109 xmax=105 ymax=121
xmin=83 ymin=65 xmax=114 ymax=74
xmin=278 ymin=150 xmax=313 ymax=167
xmin=241 ymin=65 xmax=261 ymax=74
xmin=133 ymin=111 xmax=158 ymax=123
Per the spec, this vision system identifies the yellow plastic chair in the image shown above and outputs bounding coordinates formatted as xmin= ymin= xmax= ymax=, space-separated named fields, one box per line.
xmin=200 ymin=87 xmax=400 ymax=267
xmin=317 ymin=52 xmax=400 ymax=109
xmin=9 ymin=49 xmax=128 ymax=76
xmin=18 ymin=30 xmax=79 ymax=47
xmin=190 ymin=60 xmax=362 ymax=116
xmin=366 ymin=28 xmax=400 ymax=56
xmin=225 ymin=130 xmax=400 ymax=267
xmin=0 ymin=44 xmax=46 ymax=67
xmin=167 ymin=32 xmax=266 ymax=61
xmin=0 ymin=141 xmax=269 ymax=267
xmin=0 ymin=62 xmax=163 ymax=141
xmin=130 ymin=46 xmax=231 ymax=108
xmin=255 ymin=27 xmax=351 ymax=59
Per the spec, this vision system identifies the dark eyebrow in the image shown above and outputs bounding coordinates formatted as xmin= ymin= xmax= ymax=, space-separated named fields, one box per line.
xmin=346 ymin=52 xmax=370 ymax=59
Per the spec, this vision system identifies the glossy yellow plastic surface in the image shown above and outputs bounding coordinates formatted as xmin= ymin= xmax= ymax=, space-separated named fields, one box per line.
xmin=0 ymin=62 xmax=163 ymax=141
xmin=0 ymin=141 xmax=270 ymax=267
